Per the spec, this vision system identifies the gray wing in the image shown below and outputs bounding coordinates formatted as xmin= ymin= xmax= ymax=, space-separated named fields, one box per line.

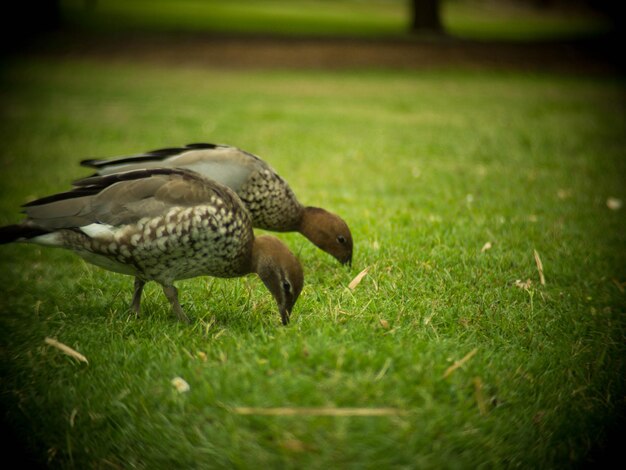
xmin=23 ymin=168 xmax=241 ymax=230
xmin=81 ymin=143 xmax=270 ymax=192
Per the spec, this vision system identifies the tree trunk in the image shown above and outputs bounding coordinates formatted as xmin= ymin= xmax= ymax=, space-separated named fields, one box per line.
xmin=410 ymin=0 xmax=443 ymax=33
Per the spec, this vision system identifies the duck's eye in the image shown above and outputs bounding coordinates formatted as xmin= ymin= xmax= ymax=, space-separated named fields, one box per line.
xmin=337 ymin=235 xmax=347 ymax=244
xmin=282 ymin=281 xmax=291 ymax=293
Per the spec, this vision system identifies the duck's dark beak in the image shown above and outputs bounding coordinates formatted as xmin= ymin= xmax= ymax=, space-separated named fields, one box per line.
xmin=280 ymin=307 xmax=291 ymax=326
xmin=342 ymin=252 xmax=352 ymax=267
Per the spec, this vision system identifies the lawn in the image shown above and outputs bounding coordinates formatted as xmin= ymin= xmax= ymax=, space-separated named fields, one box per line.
xmin=58 ymin=0 xmax=613 ymax=41
xmin=1 ymin=58 xmax=625 ymax=468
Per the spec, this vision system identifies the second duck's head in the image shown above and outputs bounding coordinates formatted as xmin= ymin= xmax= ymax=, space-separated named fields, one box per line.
xmin=299 ymin=207 xmax=353 ymax=266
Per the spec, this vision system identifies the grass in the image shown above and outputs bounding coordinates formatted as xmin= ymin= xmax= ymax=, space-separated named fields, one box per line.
xmin=58 ymin=0 xmax=613 ymax=41
xmin=59 ymin=0 xmax=410 ymax=37
xmin=442 ymin=0 xmax=612 ymax=41
xmin=0 ymin=58 xmax=625 ymax=468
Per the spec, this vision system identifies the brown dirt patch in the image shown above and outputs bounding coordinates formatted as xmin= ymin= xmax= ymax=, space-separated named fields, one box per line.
xmin=11 ymin=31 xmax=626 ymax=75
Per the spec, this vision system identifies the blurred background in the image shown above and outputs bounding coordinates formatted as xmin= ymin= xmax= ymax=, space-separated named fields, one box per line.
xmin=3 ymin=0 xmax=623 ymax=72
xmin=7 ymin=0 xmax=621 ymax=37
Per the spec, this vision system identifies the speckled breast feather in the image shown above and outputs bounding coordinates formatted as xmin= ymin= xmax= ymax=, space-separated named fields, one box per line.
xmin=238 ymin=168 xmax=302 ymax=231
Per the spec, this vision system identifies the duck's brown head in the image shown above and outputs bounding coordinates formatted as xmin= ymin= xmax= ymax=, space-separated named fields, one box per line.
xmin=251 ymin=235 xmax=304 ymax=325
xmin=299 ymin=207 xmax=353 ymax=266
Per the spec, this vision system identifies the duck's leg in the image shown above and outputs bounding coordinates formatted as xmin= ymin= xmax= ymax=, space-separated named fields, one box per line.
xmin=162 ymin=284 xmax=190 ymax=323
xmin=131 ymin=277 xmax=145 ymax=316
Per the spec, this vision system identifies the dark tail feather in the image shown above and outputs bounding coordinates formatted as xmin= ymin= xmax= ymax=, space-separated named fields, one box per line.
xmin=80 ymin=158 xmax=105 ymax=168
xmin=0 ymin=224 xmax=49 ymax=244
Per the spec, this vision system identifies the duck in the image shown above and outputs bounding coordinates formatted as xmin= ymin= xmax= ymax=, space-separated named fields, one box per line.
xmin=80 ymin=143 xmax=353 ymax=266
xmin=0 ymin=168 xmax=303 ymax=325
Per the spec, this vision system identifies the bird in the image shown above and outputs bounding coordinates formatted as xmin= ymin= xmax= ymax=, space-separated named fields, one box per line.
xmin=0 ymin=168 xmax=303 ymax=325
xmin=80 ymin=143 xmax=353 ymax=266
